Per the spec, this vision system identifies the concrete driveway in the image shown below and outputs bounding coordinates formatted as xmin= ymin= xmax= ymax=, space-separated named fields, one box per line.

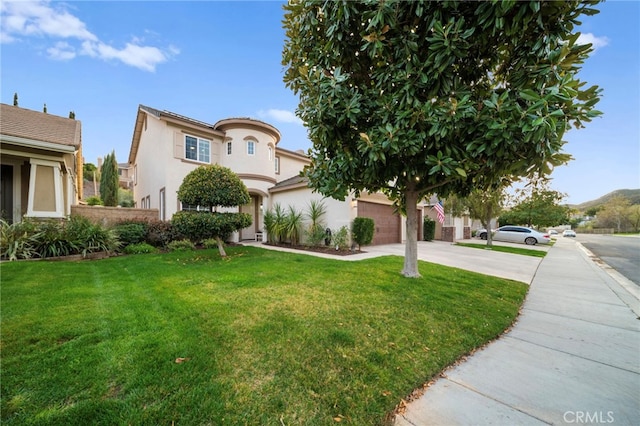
xmin=364 ymin=239 xmax=545 ymax=284
xmin=249 ymin=239 xmax=545 ymax=284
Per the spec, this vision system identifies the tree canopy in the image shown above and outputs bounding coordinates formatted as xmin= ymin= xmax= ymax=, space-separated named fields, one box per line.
xmin=499 ymin=181 xmax=570 ymax=229
xmin=283 ymin=0 xmax=602 ymax=277
xmin=462 ymin=188 xmax=507 ymax=247
xmin=177 ymin=164 xmax=250 ymax=211
xmin=595 ymin=195 xmax=634 ymax=232
xmin=175 ymin=165 xmax=251 ymax=257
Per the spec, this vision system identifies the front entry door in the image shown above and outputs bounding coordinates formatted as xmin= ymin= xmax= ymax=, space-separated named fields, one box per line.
xmin=1 ymin=165 xmax=14 ymax=223
xmin=240 ymin=195 xmax=258 ymax=240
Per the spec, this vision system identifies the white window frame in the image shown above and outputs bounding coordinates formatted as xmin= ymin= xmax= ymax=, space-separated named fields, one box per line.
xmin=247 ymin=140 xmax=256 ymax=156
xmin=159 ymin=187 xmax=166 ymax=221
xmin=275 ymin=156 xmax=280 ymax=174
xmin=226 ymin=141 xmax=232 ymax=155
xmin=26 ymin=158 xmax=64 ymax=218
xmin=181 ymin=203 xmax=210 ymax=212
xmin=184 ymin=134 xmax=211 ymax=163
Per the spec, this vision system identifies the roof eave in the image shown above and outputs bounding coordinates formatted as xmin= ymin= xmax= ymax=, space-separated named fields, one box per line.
xmin=1 ymin=134 xmax=77 ymax=154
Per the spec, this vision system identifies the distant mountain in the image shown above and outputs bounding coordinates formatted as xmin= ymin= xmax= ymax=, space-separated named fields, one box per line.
xmin=570 ymin=189 xmax=640 ymax=211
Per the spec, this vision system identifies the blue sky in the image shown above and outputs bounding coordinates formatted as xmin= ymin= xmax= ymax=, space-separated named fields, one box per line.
xmin=1 ymin=0 xmax=638 ymax=205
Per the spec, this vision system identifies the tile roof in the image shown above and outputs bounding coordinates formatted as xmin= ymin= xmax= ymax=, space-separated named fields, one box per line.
xmin=271 ymin=174 xmax=309 ymax=190
xmin=139 ymin=104 xmax=217 ymax=130
xmin=0 ymin=103 xmax=81 ymax=148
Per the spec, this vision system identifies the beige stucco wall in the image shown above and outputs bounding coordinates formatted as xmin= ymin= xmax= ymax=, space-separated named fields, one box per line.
xmin=133 ymin=113 xmax=226 ymax=218
xmin=277 ymin=150 xmax=309 ymax=180
xmin=269 ymin=186 xmax=353 ymax=244
xmin=219 ymin=127 xmax=278 ymax=180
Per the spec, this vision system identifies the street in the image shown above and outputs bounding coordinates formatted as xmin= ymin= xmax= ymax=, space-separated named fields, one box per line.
xmin=574 ymin=234 xmax=640 ymax=286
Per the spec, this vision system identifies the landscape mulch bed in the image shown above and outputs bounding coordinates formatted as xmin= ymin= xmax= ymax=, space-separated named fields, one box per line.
xmin=261 ymin=242 xmax=365 ymax=256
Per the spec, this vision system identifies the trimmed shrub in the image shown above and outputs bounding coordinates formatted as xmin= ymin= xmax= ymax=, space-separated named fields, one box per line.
xmin=423 ymin=217 xmax=436 ymax=241
xmin=171 ymin=211 xmax=251 ymax=243
xmin=113 ymin=223 xmax=147 ymax=247
xmin=86 ymin=196 xmax=102 ymax=206
xmin=146 ymin=220 xmax=180 ymax=248
xmin=352 ymin=217 xmax=374 ymax=250
xmin=202 ymin=238 xmax=219 ymax=249
xmin=123 ymin=243 xmax=158 ymax=255
xmin=167 ymin=239 xmax=196 ymax=251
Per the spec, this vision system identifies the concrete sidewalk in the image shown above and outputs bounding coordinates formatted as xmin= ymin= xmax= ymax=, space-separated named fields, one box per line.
xmin=395 ymin=237 xmax=640 ymax=425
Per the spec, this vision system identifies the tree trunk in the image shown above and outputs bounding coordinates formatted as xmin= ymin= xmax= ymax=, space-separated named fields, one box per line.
xmin=402 ymin=187 xmax=421 ymax=278
xmin=484 ymin=207 xmax=493 ymax=248
xmin=216 ymin=236 xmax=227 ymax=257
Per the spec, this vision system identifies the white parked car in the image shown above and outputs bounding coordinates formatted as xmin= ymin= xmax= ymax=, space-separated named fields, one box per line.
xmin=562 ymin=230 xmax=577 ymax=237
xmin=480 ymin=226 xmax=551 ymax=245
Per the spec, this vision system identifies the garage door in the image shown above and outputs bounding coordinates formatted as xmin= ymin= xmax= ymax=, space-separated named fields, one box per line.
xmin=357 ymin=201 xmax=401 ymax=245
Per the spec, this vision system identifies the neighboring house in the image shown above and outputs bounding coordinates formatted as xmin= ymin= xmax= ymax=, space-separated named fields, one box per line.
xmin=118 ymin=162 xmax=134 ymax=190
xmin=0 ymin=103 xmax=82 ymax=223
xmin=422 ymin=195 xmax=473 ymax=241
xmin=128 ymin=104 xmax=437 ymax=244
xmin=82 ymin=161 xmax=134 ymax=201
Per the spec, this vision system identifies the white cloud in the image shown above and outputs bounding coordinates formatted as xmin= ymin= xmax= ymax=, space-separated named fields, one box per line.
xmin=1 ymin=0 xmax=96 ymax=41
xmin=81 ymin=40 xmax=171 ymax=72
xmin=258 ymin=109 xmax=303 ymax=125
xmin=0 ymin=0 xmax=177 ymax=72
xmin=577 ymin=33 xmax=609 ymax=52
xmin=47 ymin=41 xmax=75 ymax=60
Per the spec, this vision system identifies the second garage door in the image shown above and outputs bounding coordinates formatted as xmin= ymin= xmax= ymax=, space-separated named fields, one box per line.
xmin=357 ymin=201 xmax=401 ymax=245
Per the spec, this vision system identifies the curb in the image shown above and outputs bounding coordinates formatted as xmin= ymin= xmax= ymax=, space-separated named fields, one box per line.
xmin=576 ymin=241 xmax=640 ymax=317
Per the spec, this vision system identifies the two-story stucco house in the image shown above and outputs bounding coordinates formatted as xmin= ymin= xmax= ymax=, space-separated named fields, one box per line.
xmin=0 ymin=104 xmax=82 ymax=223
xmin=128 ymin=104 xmax=429 ymax=244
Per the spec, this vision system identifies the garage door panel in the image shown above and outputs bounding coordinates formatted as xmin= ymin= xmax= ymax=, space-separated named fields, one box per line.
xmin=358 ymin=201 xmax=401 ymax=245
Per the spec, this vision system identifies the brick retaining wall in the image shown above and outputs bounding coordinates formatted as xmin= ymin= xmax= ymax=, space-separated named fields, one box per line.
xmin=71 ymin=205 xmax=159 ymax=226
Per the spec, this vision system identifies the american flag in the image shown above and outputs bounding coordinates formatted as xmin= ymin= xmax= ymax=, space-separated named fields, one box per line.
xmin=434 ymin=201 xmax=445 ymax=224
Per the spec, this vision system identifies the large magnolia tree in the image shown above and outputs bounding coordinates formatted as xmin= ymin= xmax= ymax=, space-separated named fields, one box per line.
xmin=283 ymin=0 xmax=602 ymax=277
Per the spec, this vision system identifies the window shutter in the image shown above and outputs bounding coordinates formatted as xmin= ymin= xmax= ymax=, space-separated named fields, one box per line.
xmin=174 ymin=132 xmax=184 ymax=159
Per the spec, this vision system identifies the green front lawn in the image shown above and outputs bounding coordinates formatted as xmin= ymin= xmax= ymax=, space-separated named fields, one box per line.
xmin=456 ymin=242 xmax=548 ymax=257
xmin=1 ymin=246 xmax=527 ymax=425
